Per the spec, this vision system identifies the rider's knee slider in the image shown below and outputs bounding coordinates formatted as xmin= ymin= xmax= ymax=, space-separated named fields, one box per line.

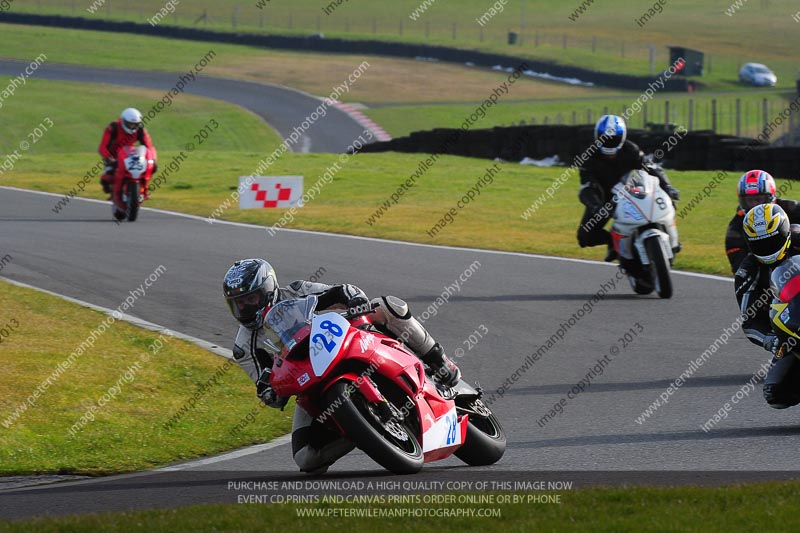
xmin=381 ymin=295 xmax=410 ymax=319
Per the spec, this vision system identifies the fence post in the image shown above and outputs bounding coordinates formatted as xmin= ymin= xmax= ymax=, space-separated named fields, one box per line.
xmin=572 ymin=111 xmax=577 ymax=125
xmin=688 ymin=99 xmax=694 ymax=131
xmin=563 ymin=34 xmax=567 ymax=49
xmin=603 ymin=106 xmax=609 ymax=115
xmin=762 ymin=98 xmax=769 ymax=134
xmin=345 ymin=18 xmax=350 ymax=32
xmin=399 ymin=20 xmax=403 ymax=36
xmin=316 ymin=15 xmax=321 ymax=32
xmin=289 ymin=12 xmax=293 ymax=29
xmin=479 ymin=27 xmax=484 ymax=42
xmin=587 ymin=109 xmax=592 ymax=124
xmin=372 ymin=18 xmax=377 ymax=34
xmin=643 ymin=103 xmax=648 ymax=128
xmin=736 ymin=99 xmax=742 ymax=137
xmin=711 ymin=99 xmax=717 ymax=132
xmin=592 ymin=36 xmax=596 ymax=52
xmin=665 ymin=101 xmax=670 ymax=129
xmin=621 ymin=41 xmax=625 ymax=58
xmin=745 ymin=101 xmax=749 ymax=136
xmin=452 ymin=23 xmax=457 ymax=39
xmin=425 ymin=21 xmax=430 ymax=38
xmin=534 ymin=31 xmax=539 ymax=47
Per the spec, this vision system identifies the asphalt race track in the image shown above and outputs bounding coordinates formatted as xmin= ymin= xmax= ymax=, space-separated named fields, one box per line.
xmin=0 ymin=59 xmax=367 ymax=153
xmin=2 ymin=187 xmax=800 ymax=519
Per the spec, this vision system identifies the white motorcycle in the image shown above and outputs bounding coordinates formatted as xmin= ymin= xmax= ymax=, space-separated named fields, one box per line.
xmin=610 ymin=169 xmax=679 ymax=299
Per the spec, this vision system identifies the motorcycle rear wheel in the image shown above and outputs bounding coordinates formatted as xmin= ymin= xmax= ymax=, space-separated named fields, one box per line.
xmin=324 ymin=381 xmax=423 ymax=474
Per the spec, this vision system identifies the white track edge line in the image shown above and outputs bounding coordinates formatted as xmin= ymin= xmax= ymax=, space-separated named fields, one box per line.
xmin=0 ymin=276 xmax=233 ymax=360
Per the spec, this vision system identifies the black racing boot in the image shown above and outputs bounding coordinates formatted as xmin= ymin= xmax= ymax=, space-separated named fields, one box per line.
xmin=100 ymin=177 xmax=112 ymax=197
xmin=604 ymin=244 xmax=618 ymax=262
xmin=422 ymin=343 xmax=461 ymax=387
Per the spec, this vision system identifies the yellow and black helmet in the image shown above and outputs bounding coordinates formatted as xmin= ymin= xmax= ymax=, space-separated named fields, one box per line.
xmin=743 ymin=203 xmax=791 ymax=264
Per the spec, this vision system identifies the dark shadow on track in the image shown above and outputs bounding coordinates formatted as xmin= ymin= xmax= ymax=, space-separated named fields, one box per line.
xmin=515 ymin=425 xmax=800 ymax=449
xmin=502 ymin=375 xmax=764 ymax=396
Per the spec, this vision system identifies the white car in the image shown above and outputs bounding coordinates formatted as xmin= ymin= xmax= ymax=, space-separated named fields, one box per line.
xmin=739 ymin=63 xmax=777 ymax=86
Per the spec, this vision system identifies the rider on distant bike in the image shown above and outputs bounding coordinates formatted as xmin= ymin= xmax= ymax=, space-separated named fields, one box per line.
xmin=577 ymin=115 xmax=679 ymax=262
xmin=98 ymin=108 xmax=156 ymax=208
xmin=725 ymin=170 xmax=800 ymax=274
xmin=222 ymin=258 xmax=461 ymax=473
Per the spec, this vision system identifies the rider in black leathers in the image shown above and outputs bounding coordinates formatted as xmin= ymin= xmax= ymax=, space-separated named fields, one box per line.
xmin=735 ymin=203 xmax=800 ymax=408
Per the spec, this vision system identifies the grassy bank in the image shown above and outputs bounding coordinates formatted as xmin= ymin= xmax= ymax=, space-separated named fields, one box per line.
xmin=0 ymin=281 xmax=292 ymax=475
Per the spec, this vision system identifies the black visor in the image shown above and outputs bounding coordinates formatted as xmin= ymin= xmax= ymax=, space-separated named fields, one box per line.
xmin=601 ymin=134 xmax=623 ymax=149
xmin=225 ymin=286 xmax=271 ymax=326
xmin=123 ymin=120 xmax=141 ymax=131
xmin=740 ymin=194 xmax=773 ymax=211
xmin=748 ymin=233 xmax=788 ymax=259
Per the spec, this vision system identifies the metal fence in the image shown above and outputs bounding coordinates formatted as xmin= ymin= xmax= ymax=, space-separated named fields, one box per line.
xmin=505 ymin=97 xmax=800 ymax=144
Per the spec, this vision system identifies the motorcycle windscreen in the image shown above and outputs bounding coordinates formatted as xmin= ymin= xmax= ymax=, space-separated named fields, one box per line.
xmin=771 ymin=256 xmax=800 ymax=303
xmin=309 ymin=312 xmax=350 ymax=377
xmin=264 ymin=296 xmax=318 ymax=355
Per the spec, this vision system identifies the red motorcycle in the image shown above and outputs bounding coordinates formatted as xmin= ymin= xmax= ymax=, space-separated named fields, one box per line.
xmin=264 ymin=296 xmax=506 ymax=474
xmin=113 ymin=145 xmax=156 ymax=222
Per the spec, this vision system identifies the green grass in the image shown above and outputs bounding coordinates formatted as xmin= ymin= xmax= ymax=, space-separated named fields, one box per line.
xmin=0 ymin=280 xmax=292 ymax=475
xmin=1 ymin=24 xmax=793 ymax=140
xmin=12 ymin=0 xmax=800 ymax=92
xmin=0 ymin=23 xmax=622 ymax=104
xmin=3 ymin=482 xmax=800 ymax=532
xmin=0 ymin=77 xmax=281 ymax=155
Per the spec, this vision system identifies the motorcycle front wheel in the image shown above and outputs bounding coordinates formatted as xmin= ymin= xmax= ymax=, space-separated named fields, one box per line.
xmin=645 ymin=236 xmax=672 ymax=299
xmin=324 ymin=381 xmax=423 ymax=474
xmin=126 ymin=180 xmax=140 ymax=222
xmin=454 ymin=398 xmax=506 ymax=466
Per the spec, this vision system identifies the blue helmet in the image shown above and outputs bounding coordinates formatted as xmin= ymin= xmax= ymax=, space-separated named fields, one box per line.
xmin=595 ymin=115 xmax=627 ymax=155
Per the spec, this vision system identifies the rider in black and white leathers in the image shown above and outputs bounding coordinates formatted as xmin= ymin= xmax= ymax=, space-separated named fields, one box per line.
xmin=231 ymin=278 xmax=457 ymax=473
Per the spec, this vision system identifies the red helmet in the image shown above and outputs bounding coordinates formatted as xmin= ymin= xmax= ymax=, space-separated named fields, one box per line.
xmin=737 ymin=170 xmax=776 ymax=211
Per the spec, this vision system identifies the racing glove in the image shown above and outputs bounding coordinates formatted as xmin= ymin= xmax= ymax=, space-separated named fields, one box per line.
xmin=765 ymin=335 xmax=780 ymax=355
xmin=256 ymin=369 xmax=288 ymax=410
xmin=578 ymin=184 xmax=604 ymax=212
xmin=347 ymin=296 xmax=371 ymax=316
xmin=664 ymin=185 xmax=680 ymax=201
xmin=765 ymin=335 xmax=794 ymax=358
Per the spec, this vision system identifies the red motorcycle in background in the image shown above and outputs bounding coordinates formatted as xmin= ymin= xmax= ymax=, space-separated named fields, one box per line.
xmin=113 ymin=144 xmax=156 ymax=222
xmin=264 ymin=295 xmax=506 ymax=474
